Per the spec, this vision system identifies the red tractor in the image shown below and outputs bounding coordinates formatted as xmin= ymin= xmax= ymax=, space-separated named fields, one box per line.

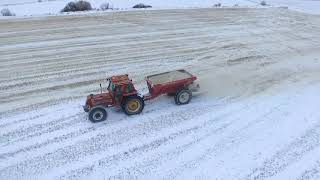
xmin=83 ymin=69 xmax=199 ymax=122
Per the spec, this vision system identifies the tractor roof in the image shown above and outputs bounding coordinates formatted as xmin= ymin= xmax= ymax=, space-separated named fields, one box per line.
xmin=107 ymin=74 xmax=132 ymax=85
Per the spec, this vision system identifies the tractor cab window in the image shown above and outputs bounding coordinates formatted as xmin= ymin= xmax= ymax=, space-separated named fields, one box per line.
xmin=114 ymin=85 xmax=123 ymax=104
xmin=126 ymin=83 xmax=134 ymax=93
xmin=107 ymin=81 xmax=116 ymax=92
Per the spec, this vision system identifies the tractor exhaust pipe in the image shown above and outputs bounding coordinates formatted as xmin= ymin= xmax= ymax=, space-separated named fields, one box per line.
xmin=100 ymin=83 xmax=102 ymax=94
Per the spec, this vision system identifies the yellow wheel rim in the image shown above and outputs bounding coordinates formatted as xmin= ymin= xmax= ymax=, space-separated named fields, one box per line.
xmin=127 ymin=99 xmax=141 ymax=112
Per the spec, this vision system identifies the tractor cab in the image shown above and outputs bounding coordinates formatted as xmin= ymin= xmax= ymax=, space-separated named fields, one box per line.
xmin=106 ymin=74 xmax=138 ymax=103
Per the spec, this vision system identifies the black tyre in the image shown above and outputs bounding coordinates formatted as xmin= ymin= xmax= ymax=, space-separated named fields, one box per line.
xmin=122 ymin=96 xmax=144 ymax=115
xmin=174 ymin=89 xmax=192 ymax=105
xmin=88 ymin=106 xmax=107 ymax=123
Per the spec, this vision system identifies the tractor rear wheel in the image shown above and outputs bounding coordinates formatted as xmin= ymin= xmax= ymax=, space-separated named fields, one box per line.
xmin=122 ymin=96 xmax=144 ymax=115
xmin=89 ymin=106 xmax=107 ymax=123
xmin=174 ymin=89 xmax=192 ymax=105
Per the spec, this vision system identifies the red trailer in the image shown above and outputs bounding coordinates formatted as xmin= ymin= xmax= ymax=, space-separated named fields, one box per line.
xmin=83 ymin=69 xmax=199 ymax=122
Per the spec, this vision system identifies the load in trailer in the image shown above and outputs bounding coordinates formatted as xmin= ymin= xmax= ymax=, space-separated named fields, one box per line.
xmin=83 ymin=69 xmax=200 ymax=122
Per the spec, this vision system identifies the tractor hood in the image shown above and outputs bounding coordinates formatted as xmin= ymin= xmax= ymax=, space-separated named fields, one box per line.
xmin=88 ymin=93 xmax=112 ymax=100
xmin=85 ymin=93 xmax=114 ymax=108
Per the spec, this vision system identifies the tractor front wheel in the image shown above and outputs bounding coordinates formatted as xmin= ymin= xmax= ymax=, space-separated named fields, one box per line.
xmin=89 ymin=106 xmax=107 ymax=123
xmin=122 ymin=96 xmax=144 ymax=115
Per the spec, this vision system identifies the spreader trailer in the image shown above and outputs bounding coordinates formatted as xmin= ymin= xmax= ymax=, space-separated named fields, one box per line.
xmin=83 ymin=69 xmax=200 ymax=122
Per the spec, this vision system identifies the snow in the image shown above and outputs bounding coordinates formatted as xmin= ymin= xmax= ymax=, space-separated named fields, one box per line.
xmin=0 ymin=0 xmax=319 ymax=17
xmin=1 ymin=7 xmax=320 ymax=180
xmin=267 ymin=0 xmax=320 ymax=14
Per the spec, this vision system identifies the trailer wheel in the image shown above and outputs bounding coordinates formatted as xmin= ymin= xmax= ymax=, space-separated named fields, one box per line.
xmin=122 ymin=96 xmax=144 ymax=115
xmin=175 ymin=89 xmax=192 ymax=105
xmin=89 ymin=106 xmax=107 ymax=123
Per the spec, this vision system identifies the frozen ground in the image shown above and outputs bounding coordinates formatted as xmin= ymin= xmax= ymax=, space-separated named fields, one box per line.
xmin=0 ymin=0 xmax=320 ymax=17
xmin=1 ymin=8 xmax=320 ymax=179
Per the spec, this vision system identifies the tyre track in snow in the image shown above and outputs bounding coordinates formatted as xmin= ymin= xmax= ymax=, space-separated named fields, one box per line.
xmin=245 ymin=121 xmax=320 ymax=180
xmin=297 ymin=161 xmax=320 ymax=180
xmin=0 ymin=112 xmax=84 ymax=146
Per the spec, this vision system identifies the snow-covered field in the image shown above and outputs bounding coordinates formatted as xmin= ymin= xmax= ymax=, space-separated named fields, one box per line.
xmin=0 ymin=0 xmax=320 ymax=17
xmin=1 ymin=7 xmax=320 ymax=179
